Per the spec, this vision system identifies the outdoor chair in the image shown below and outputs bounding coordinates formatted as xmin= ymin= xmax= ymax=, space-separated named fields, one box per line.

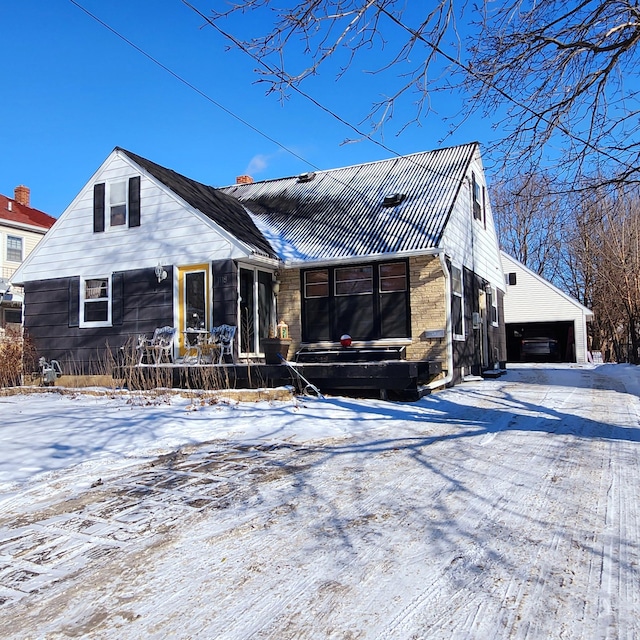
xmin=137 ymin=326 xmax=177 ymax=365
xmin=200 ymin=324 xmax=236 ymax=364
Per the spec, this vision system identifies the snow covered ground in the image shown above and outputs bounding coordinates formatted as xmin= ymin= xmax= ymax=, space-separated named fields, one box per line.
xmin=1 ymin=363 xmax=639 ymax=639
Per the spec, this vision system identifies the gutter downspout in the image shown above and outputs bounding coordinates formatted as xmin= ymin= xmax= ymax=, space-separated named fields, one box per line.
xmin=426 ymin=251 xmax=454 ymax=391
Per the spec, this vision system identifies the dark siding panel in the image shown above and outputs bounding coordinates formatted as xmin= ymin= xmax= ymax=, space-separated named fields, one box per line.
xmin=93 ymin=183 xmax=105 ymax=233
xmin=112 ymin=272 xmax=124 ymax=326
xmin=68 ymin=277 xmax=79 ymax=327
xmin=24 ymin=270 xmax=174 ymax=374
xmin=128 ymin=176 xmax=141 ymax=228
xmin=211 ymin=260 xmax=238 ymax=326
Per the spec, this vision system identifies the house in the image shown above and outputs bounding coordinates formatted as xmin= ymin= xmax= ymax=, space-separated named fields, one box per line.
xmin=0 ymin=186 xmax=56 ymax=330
xmin=501 ymin=251 xmax=593 ymax=363
xmin=12 ymin=143 xmax=506 ymax=389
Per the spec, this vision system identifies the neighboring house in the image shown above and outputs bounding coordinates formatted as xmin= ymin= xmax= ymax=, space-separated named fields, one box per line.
xmin=501 ymin=251 xmax=593 ymax=364
xmin=0 ymin=186 xmax=56 ymax=330
xmin=12 ymin=144 xmax=506 ymax=385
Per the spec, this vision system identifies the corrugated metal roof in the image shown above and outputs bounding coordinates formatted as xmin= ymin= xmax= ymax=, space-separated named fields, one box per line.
xmin=221 ymin=143 xmax=477 ymax=263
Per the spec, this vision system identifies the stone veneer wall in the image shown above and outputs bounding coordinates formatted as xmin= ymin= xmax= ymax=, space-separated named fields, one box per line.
xmin=274 ymin=268 xmax=303 ymax=355
xmin=406 ymin=255 xmax=447 ymax=364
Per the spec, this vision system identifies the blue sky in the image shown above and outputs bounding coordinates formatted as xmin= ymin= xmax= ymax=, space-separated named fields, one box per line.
xmin=1 ymin=1 xmax=492 ymax=216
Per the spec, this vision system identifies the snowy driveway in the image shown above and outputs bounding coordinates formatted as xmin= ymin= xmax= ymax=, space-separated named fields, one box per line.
xmin=1 ymin=364 xmax=639 ymax=638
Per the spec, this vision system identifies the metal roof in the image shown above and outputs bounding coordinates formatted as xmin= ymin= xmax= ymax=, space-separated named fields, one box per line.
xmin=221 ymin=143 xmax=478 ymax=264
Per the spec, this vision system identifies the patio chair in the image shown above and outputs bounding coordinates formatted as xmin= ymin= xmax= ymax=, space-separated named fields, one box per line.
xmin=202 ymin=324 xmax=236 ymax=364
xmin=137 ymin=326 xmax=177 ymax=365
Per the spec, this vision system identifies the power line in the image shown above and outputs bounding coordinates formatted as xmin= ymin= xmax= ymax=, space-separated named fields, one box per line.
xmin=68 ymin=0 xmax=325 ymax=174
xmin=181 ymin=0 xmax=405 ymax=159
xmin=68 ymin=0 xmax=465 ymax=204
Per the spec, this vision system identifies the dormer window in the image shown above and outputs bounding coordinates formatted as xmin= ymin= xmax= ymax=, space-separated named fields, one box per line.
xmin=93 ymin=176 xmax=140 ymax=233
xmin=383 ymin=193 xmax=406 ymax=207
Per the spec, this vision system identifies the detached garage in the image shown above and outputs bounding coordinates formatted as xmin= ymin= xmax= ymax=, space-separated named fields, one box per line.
xmin=501 ymin=252 xmax=593 ymax=364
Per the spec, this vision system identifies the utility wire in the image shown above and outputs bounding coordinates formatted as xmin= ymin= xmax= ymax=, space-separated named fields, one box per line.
xmin=68 ymin=0 xmax=325 ymax=174
xmin=181 ymin=0 xmax=404 ymax=159
xmin=69 ymin=0 xmax=466 ymax=204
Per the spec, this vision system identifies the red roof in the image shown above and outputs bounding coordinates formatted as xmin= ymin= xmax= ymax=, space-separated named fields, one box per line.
xmin=0 ymin=193 xmax=56 ymax=230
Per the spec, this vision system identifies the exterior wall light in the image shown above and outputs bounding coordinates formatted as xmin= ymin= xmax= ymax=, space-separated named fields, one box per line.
xmin=155 ymin=263 xmax=168 ymax=283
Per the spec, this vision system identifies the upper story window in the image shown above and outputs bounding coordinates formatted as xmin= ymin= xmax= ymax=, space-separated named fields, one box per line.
xmin=80 ymin=275 xmax=112 ymax=327
xmin=109 ymin=181 xmax=127 ymax=226
xmin=93 ymin=176 xmax=140 ymax=233
xmin=471 ymin=172 xmax=482 ymax=221
xmin=6 ymin=235 xmax=23 ymax=262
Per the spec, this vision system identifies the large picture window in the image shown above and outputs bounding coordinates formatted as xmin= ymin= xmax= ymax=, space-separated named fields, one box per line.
xmin=302 ymin=260 xmax=409 ymax=342
xmin=80 ymin=276 xmax=111 ymax=327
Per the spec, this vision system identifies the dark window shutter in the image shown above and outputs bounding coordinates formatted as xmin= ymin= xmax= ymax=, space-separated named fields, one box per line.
xmin=112 ymin=272 xmax=124 ymax=326
xmin=68 ymin=277 xmax=80 ymax=327
xmin=93 ymin=183 xmax=105 ymax=233
xmin=128 ymin=176 xmax=140 ymax=228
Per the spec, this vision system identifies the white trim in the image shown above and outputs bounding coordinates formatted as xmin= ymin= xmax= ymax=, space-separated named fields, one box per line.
xmin=451 ymin=264 xmax=465 ymax=341
xmin=283 ymin=247 xmax=441 ymax=269
xmin=79 ymin=274 xmax=112 ymax=328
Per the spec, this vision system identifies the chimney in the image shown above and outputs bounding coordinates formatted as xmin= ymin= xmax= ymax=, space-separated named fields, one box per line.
xmin=14 ymin=185 xmax=30 ymax=207
xmin=236 ymin=175 xmax=254 ymax=185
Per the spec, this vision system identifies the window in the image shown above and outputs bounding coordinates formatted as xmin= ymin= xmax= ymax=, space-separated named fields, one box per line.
xmin=80 ymin=276 xmax=111 ymax=327
xmin=451 ymin=265 xmax=464 ymax=340
xmin=491 ymin=286 xmax=498 ymax=325
xmin=239 ymin=267 xmax=274 ymax=354
xmin=506 ymin=272 xmax=517 ymax=286
xmin=335 ymin=266 xmax=373 ymax=296
xmin=471 ymin=172 xmax=482 ymax=220
xmin=93 ymin=176 xmax=140 ymax=232
xmin=304 ymin=269 xmax=329 ymax=298
xmin=379 ymin=262 xmax=407 ymax=292
xmin=6 ymin=236 xmax=23 ymax=262
xmin=109 ymin=181 xmax=127 ymax=226
xmin=302 ymin=260 xmax=409 ymax=342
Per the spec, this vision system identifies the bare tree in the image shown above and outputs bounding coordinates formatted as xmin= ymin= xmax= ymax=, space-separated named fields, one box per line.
xmin=492 ymin=173 xmax=567 ymax=281
xmin=187 ymin=0 xmax=640 ymax=190
xmin=565 ymin=188 xmax=640 ymax=362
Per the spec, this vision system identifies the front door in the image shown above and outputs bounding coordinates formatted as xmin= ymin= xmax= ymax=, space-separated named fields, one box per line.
xmin=177 ymin=264 xmax=210 ymax=356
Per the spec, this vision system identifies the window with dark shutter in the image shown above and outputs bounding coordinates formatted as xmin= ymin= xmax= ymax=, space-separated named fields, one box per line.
xmin=93 ymin=183 xmax=105 ymax=233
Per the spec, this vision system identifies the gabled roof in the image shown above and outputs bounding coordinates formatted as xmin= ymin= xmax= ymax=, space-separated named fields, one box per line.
xmin=119 ymin=148 xmax=276 ymax=259
xmin=221 ymin=143 xmax=478 ymax=264
xmin=501 ymin=251 xmax=593 ymax=316
xmin=0 ymin=194 xmax=56 ymax=230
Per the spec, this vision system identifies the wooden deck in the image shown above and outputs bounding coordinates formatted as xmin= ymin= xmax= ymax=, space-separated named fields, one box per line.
xmin=121 ymin=359 xmax=443 ymax=401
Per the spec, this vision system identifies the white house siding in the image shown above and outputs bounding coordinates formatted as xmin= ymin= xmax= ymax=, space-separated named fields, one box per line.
xmin=439 ymin=152 xmax=505 ymax=292
xmin=13 ymin=151 xmax=251 ymax=284
xmin=501 ymin=252 xmax=593 ymax=363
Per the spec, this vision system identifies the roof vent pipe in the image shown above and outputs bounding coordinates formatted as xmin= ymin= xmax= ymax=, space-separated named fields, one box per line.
xmin=382 ymin=193 xmax=406 ymax=207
